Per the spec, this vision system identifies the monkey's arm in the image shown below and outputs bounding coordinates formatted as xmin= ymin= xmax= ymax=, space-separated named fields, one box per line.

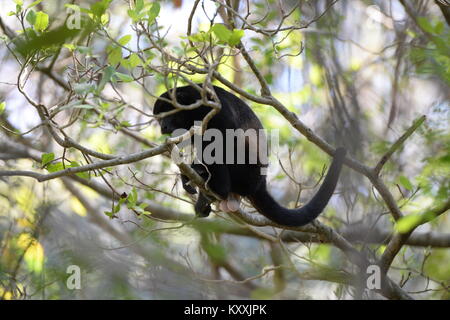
xmin=181 ymin=174 xmax=197 ymax=194
xmin=195 ymin=192 xmax=212 ymax=217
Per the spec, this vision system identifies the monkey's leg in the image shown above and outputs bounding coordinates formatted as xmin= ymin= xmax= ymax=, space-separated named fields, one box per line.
xmin=204 ymin=164 xmax=231 ymax=200
xmin=191 ymin=164 xmax=231 ymax=217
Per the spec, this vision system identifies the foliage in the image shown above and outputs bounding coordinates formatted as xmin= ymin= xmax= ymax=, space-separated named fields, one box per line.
xmin=0 ymin=0 xmax=449 ymax=300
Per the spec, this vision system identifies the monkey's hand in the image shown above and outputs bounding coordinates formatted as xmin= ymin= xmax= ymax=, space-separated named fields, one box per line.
xmin=181 ymin=174 xmax=197 ymax=194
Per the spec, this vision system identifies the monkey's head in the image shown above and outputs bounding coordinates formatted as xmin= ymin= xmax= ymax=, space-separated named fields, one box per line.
xmin=153 ymin=86 xmax=211 ymax=135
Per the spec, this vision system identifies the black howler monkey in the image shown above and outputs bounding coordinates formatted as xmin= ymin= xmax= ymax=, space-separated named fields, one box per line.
xmin=153 ymin=85 xmax=346 ymax=227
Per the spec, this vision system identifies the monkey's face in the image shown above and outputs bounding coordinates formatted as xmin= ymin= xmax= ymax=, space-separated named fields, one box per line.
xmin=157 ymin=114 xmax=184 ymax=135
xmin=153 ymin=86 xmax=210 ymax=135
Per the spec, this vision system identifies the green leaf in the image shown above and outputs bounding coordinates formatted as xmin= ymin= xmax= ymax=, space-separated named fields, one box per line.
xmin=417 ymin=17 xmax=434 ymax=34
xmin=128 ymin=53 xmax=141 ymax=68
xmin=63 ymin=43 xmax=76 ymax=51
xmin=100 ymin=13 xmax=109 ymax=25
xmin=26 ymin=9 xmax=36 ymax=25
xmin=395 ymin=214 xmax=422 ymax=233
xmin=127 ymin=9 xmax=138 ymax=21
xmin=434 ymin=21 xmax=444 ymax=34
xmin=14 ymin=0 xmax=24 ymax=5
xmin=108 ymin=46 xmax=122 ymax=65
xmin=133 ymin=203 xmax=150 ymax=215
xmin=398 ymin=175 xmax=413 ymax=191
xmin=120 ymin=121 xmax=132 ymax=127
xmin=118 ymin=34 xmax=132 ymax=46
xmin=228 ymin=29 xmax=244 ymax=46
xmin=127 ymin=187 xmax=138 ymax=207
xmin=16 ymin=4 xmax=22 ymax=14
xmin=115 ymin=72 xmax=134 ymax=82
xmin=0 ymin=102 xmax=5 ymax=115
xmin=188 ymin=31 xmax=208 ymax=43
xmin=147 ymin=2 xmax=160 ymax=23
xmin=46 ymin=162 xmax=64 ymax=173
xmin=34 ymin=11 xmax=49 ymax=32
xmin=104 ymin=210 xmax=114 ymax=218
xmin=41 ymin=152 xmax=55 ymax=167
xmin=135 ymin=0 xmax=144 ymax=13
xmin=90 ymin=0 xmax=112 ymax=18
xmin=26 ymin=0 xmax=43 ymax=9
xmin=211 ymin=24 xmax=232 ymax=43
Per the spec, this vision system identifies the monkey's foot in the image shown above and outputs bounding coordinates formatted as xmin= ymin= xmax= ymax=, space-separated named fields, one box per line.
xmin=219 ymin=193 xmax=241 ymax=212
xmin=195 ymin=204 xmax=211 ymax=218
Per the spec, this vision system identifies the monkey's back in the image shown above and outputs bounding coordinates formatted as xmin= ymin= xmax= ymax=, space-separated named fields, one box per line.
xmin=212 ymin=86 xmax=268 ymax=196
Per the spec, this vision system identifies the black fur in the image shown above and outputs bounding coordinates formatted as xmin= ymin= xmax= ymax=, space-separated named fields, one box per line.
xmin=153 ymin=85 xmax=346 ymax=227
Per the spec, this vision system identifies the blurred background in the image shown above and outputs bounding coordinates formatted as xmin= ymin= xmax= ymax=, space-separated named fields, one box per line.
xmin=0 ymin=0 xmax=449 ymax=299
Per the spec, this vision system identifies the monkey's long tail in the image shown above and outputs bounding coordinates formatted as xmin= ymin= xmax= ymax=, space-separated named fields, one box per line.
xmin=248 ymin=147 xmax=347 ymax=227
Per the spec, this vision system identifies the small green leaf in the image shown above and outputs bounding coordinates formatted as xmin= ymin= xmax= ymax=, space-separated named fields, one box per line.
xmin=26 ymin=10 xmax=36 ymax=25
xmin=100 ymin=13 xmax=109 ymax=25
xmin=118 ymin=34 xmax=132 ymax=46
xmin=41 ymin=152 xmax=55 ymax=167
xmin=90 ymin=0 xmax=112 ymax=18
xmin=127 ymin=9 xmax=138 ymax=21
xmin=138 ymin=203 xmax=148 ymax=210
xmin=417 ymin=17 xmax=434 ymax=34
xmin=26 ymin=0 xmax=43 ymax=9
xmin=15 ymin=4 xmax=22 ymax=14
xmin=127 ymin=187 xmax=138 ymax=207
xmin=211 ymin=24 xmax=232 ymax=43
xmin=108 ymin=46 xmax=122 ymax=65
xmin=128 ymin=53 xmax=141 ymax=68
xmin=228 ymin=29 xmax=244 ymax=46
xmin=0 ymin=102 xmax=5 ymax=115
xmin=135 ymin=0 xmax=144 ymax=13
xmin=104 ymin=210 xmax=115 ymax=218
xmin=120 ymin=121 xmax=132 ymax=127
xmin=395 ymin=214 xmax=422 ymax=233
xmin=46 ymin=162 xmax=64 ymax=173
xmin=115 ymin=72 xmax=134 ymax=82
xmin=434 ymin=21 xmax=444 ymax=34
xmin=63 ymin=43 xmax=76 ymax=51
xmin=147 ymin=2 xmax=160 ymax=23
xmin=398 ymin=175 xmax=413 ymax=191
xmin=188 ymin=32 xmax=208 ymax=43
xmin=34 ymin=11 xmax=49 ymax=32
